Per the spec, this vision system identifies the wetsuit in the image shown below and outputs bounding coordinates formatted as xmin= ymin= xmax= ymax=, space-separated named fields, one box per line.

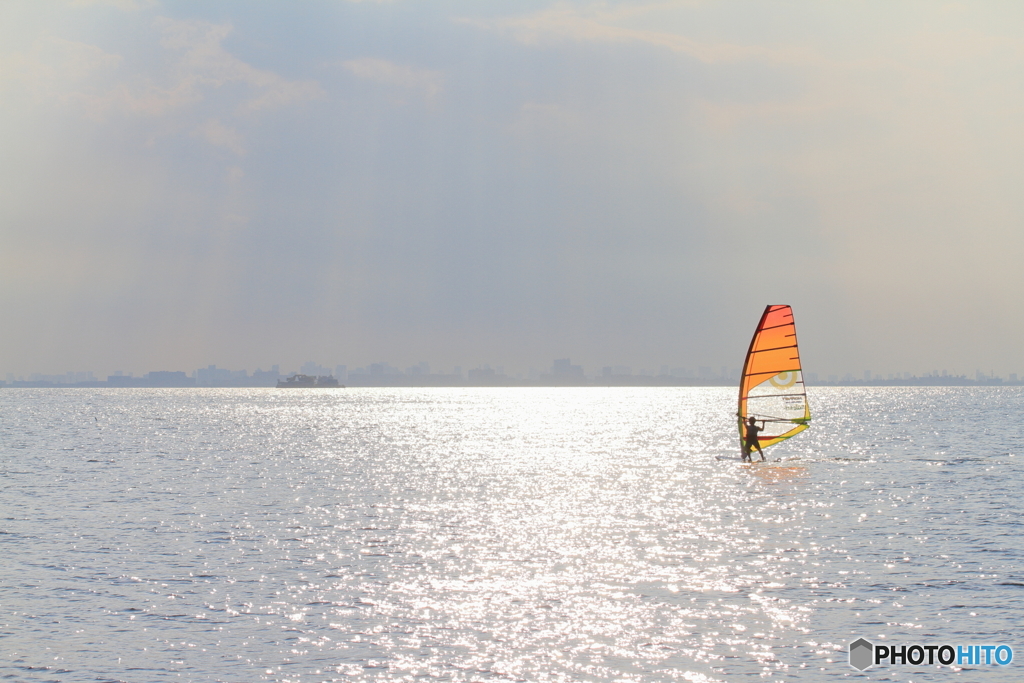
xmin=743 ymin=420 xmax=764 ymax=461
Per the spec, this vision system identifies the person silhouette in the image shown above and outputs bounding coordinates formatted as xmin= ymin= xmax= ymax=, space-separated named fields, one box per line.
xmin=742 ymin=416 xmax=765 ymax=461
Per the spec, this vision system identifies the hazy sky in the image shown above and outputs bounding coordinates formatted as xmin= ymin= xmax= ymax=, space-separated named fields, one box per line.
xmin=3 ymin=0 xmax=1024 ymax=378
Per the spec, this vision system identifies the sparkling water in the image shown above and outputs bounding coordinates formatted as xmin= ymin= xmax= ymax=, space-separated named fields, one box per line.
xmin=2 ymin=387 xmax=1021 ymax=681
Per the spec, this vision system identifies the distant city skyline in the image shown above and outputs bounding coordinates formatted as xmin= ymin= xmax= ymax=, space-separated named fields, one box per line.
xmin=3 ymin=357 xmax=1018 ymax=388
xmin=4 ymin=352 xmax=1019 ymax=386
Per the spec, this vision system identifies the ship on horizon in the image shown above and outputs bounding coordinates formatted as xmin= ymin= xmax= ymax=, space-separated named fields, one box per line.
xmin=276 ymin=374 xmax=342 ymax=388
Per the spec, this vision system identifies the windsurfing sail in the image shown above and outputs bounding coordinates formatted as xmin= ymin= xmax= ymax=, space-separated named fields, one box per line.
xmin=738 ymin=305 xmax=811 ymax=452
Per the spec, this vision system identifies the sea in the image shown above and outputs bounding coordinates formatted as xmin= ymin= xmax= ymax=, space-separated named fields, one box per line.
xmin=1 ymin=387 xmax=1021 ymax=682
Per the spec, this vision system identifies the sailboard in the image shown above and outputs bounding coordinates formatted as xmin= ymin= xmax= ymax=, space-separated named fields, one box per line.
xmin=738 ymin=305 xmax=811 ymax=457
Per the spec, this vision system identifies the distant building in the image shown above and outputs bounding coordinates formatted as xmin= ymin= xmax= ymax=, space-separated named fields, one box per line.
xmin=301 ymin=361 xmax=333 ymax=377
xmin=251 ymin=365 xmax=282 ymax=386
xmin=195 ymin=365 xmax=248 ymax=386
xmin=542 ymin=358 xmax=584 ymax=385
xmin=466 ymin=365 xmax=510 ymax=385
xmin=406 ymin=362 xmax=429 ymax=376
xmin=369 ymin=362 xmax=402 ymax=376
xmin=24 ymin=371 xmax=99 ymax=385
xmin=144 ymin=371 xmax=193 ymax=387
xmin=551 ymin=358 xmax=583 ymax=377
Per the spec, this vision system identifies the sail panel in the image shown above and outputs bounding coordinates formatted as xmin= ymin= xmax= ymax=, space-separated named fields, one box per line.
xmin=738 ymin=305 xmax=811 ymax=451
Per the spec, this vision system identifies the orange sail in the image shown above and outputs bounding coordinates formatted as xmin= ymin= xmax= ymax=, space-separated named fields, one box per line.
xmin=738 ymin=305 xmax=811 ymax=452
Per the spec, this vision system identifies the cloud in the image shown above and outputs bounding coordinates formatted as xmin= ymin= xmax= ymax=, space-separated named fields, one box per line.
xmin=459 ymin=5 xmax=795 ymax=65
xmin=154 ymin=18 xmax=325 ymax=114
xmin=341 ymin=57 xmax=443 ymax=98
xmin=68 ymin=0 xmax=157 ymax=9
xmin=0 ymin=17 xmax=323 ymax=120
xmin=0 ymin=35 xmax=121 ymax=106
xmin=197 ymin=118 xmax=245 ymax=155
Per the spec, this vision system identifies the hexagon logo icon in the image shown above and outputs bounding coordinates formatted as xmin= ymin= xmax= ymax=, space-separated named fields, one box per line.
xmin=849 ymin=638 xmax=874 ymax=670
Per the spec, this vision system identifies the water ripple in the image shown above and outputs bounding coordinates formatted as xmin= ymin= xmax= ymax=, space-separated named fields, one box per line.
xmin=1 ymin=387 xmax=1021 ymax=681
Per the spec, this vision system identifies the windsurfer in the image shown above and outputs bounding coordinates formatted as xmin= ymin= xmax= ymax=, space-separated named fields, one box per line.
xmin=742 ymin=416 xmax=765 ymax=461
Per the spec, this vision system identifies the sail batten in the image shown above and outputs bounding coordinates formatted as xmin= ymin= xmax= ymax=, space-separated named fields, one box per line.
xmin=738 ymin=305 xmax=811 ymax=453
xmin=750 ymin=346 xmax=798 ymax=354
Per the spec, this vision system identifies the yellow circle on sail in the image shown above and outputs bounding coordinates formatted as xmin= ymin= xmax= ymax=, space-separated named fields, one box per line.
xmin=769 ymin=371 xmax=796 ymax=388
